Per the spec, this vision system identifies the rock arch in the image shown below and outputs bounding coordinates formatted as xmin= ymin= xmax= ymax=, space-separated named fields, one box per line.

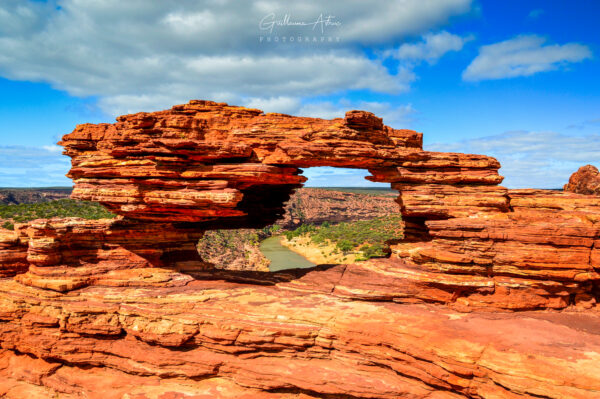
xmin=2 ymin=100 xmax=598 ymax=310
xmin=59 ymin=100 xmax=502 ymax=227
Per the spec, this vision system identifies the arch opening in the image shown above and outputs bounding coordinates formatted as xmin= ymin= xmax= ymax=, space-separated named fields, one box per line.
xmin=197 ymin=167 xmax=403 ymax=272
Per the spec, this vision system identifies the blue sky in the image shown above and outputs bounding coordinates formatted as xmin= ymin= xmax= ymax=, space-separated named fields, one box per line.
xmin=0 ymin=0 xmax=598 ymax=188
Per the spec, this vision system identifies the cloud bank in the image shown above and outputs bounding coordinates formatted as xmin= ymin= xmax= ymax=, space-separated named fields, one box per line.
xmin=427 ymin=130 xmax=600 ymax=188
xmin=0 ymin=0 xmax=472 ymax=116
xmin=463 ymin=35 xmax=592 ymax=81
xmin=0 ymin=146 xmax=71 ymax=187
xmin=388 ymin=31 xmax=471 ymax=64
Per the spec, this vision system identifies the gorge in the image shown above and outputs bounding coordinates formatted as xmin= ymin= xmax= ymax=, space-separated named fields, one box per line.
xmin=0 ymin=100 xmax=599 ymax=398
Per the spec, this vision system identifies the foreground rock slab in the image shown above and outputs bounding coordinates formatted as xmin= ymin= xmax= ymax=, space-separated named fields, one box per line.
xmin=0 ymin=269 xmax=599 ymax=398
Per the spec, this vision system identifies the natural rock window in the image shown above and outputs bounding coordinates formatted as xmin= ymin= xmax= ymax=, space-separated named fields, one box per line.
xmin=4 ymin=100 xmax=594 ymax=310
xmin=197 ymin=167 xmax=401 ymax=272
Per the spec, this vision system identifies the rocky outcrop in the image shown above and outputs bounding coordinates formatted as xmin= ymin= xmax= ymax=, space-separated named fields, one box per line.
xmin=13 ymin=217 xmax=206 ymax=292
xmin=1 ymin=100 xmax=600 ymax=397
xmin=391 ymin=189 xmax=600 ymax=310
xmin=565 ymin=164 xmax=600 ymax=195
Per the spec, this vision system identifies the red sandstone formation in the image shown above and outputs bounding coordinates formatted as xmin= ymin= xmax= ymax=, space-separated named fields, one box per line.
xmin=565 ymin=164 xmax=600 ymax=195
xmin=392 ymin=189 xmax=600 ymax=310
xmin=13 ymin=217 xmax=206 ymax=292
xmin=0 ymin=227 xmax=28 ymax=278
xmin=1 ymin=100 xmax=600 ymax=397
xmin=1 ymin=269 xmax=600 ymax=398
xmin=59 ymin=101 xmax=421 ymax=225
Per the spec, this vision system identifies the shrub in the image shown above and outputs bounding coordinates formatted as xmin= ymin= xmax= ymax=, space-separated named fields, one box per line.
xmin=0 ymin=199 xmax=115 ymax=224
xmin=283 ymin=223 xmax=316 ymax=241
xmin=283 ymin=214 xmax=403 ymax=260
xmin=336 ymin=239 xmax=354 ymax=253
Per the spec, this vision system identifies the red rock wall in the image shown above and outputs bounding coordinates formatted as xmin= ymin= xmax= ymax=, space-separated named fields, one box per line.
xmin=1 ymin=270 xmax=600 ymax=399
xmin=392 ymin=189 xmax=600 ymax=310
xmin=9 ymin=218 xmax=206 ymax=292
xmin=0 ymin=227 xmax=28 ymax=278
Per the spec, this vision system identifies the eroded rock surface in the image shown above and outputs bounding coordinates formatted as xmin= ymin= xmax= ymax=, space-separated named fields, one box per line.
xmin=0 ymin=228 xmax=28 ymax=278
xmin=1 ymin=100 xmax=599 ymax=398
xmin=1 ymin=270 xmax=600 ymax=399
xmin=12 ymin=217 xmax=206 ymax=292
xmin=565 ymin=164 xmax=600 ymax=195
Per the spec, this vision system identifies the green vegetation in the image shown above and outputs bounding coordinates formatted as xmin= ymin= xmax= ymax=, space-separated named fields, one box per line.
xmin=197 ymin=228 xmax=270 ymax=270
xmin=261 ymin=224 xmax=281 ymax=235
xmin=199 ymin=229 xmax=261 ymax=250
xmin=283 ymin=223 xmax=317 ymax=240
xmin=284 ymin=214 xmax=403 ymax=260
xmin=0 ymin=199 xmax=115 ymax=225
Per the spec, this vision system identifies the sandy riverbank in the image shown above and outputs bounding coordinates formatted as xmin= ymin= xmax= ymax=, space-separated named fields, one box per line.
xmin=280 ymin=235 xmax=360 ymax=264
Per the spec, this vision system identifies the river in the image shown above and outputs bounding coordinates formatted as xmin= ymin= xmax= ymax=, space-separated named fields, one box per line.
xmin=259 ymin=235 xmax=316 ymax=272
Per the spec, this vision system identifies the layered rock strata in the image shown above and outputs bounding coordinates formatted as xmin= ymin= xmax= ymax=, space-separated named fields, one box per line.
xmin=391 ymin=189 xmax=600 ymax=310
xmin=1 ymin=100 xmax=600 ymax=397
xmin=1 ymin=269 xmax=600 ymax=399
xmin=11 ymin=217 xmax=206 ymax=292
xmin=59 ymin=101 xmax=421 ymax=225
xmin=0 ymin=227 xmax=28 ymax=278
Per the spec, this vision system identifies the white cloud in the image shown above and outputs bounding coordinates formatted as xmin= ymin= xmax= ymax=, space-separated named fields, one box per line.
xmin=427 ymin=131 xmax=600 ymax=188
xmin=463 ymin=35 xmax=592 ymax=81
xmin=236 ymin=97 xmax=417 ymax=129
xmin=244 ymin=96 xmax=301 ymax=114
xmin=388 ymin=31 xmax=471 ymax=64
xmin=298 ymin=100 xmax=417 ymax=129
xmin=42 ymin=145 xmax=63 ymax=153
xmin=0 ymin=146 xmax=71 ymax=187
xmin=0 ymin=0 xmax=472 ymax=116
xmin=93 ymin=53 xmax=411 ymax=115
